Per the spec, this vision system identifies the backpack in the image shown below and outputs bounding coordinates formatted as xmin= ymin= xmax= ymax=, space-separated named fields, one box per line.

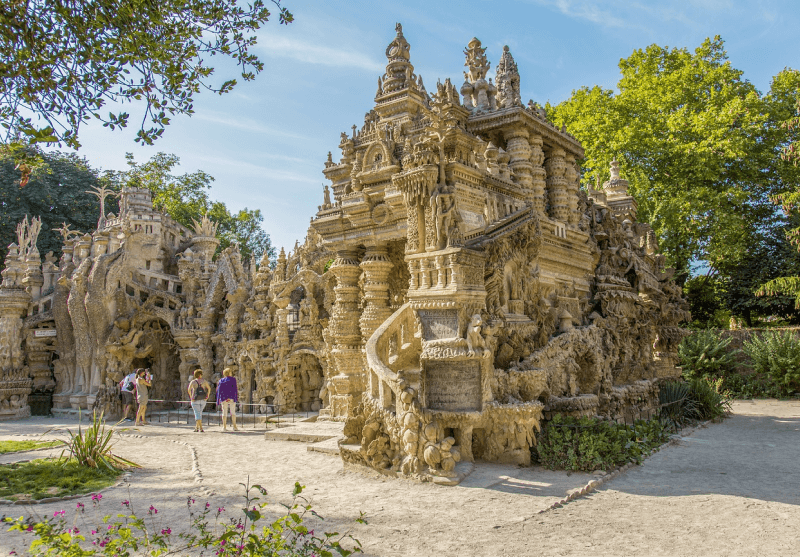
xmin=191 ymin=380 xmax=207 ymax=401
xmin=120 ymin=373 xmax=136 ymax=392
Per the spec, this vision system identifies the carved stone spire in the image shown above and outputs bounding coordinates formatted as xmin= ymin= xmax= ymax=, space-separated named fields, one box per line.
xmin=461 ymin=37 xmax=495 ymax=113
xmin=495 ymin=45 xmax=521 ymax=109
xmin=377 ymin=23 xmax=416 ymax=98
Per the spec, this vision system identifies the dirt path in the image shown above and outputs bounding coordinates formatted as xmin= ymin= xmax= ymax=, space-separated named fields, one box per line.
xmin=1 ymin=400 xmax=798 ymax=556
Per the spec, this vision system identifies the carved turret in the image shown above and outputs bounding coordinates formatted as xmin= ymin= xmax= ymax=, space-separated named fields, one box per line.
xmin=495 ymin=45 xmax=521 ymax=109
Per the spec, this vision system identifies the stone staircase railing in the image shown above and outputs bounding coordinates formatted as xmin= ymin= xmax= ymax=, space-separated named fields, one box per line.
xmin=364 ymin=302 xmax=421 ymax=413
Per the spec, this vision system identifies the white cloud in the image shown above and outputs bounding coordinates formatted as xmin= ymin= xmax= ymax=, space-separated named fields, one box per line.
xmin=199 ymin=155 xmax=319 ymax=184
xmin=258 ymin=35 xmax=385 ymax=73
xmin=191 ymin=111 xmax=312 ymax=141
xmin=524 ymin=0 xmax=742 ymax=30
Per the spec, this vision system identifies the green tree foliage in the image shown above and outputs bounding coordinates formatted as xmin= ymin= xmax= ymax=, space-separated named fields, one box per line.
xmin=0 ymin=146 xmax=108 ymax=265
xmin=114 ymin=152 xmax=275 ymax=262
xmin=0 ymin=0 xmax=292 ymax=149
xmin=549 ymin=37 xmax=800 ymax=284
xmin=1 ymin=149 xmax=275 ymax=267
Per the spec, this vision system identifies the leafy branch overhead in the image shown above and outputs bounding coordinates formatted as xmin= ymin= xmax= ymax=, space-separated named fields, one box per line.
xmin=0 ymin=0 xmax=293 ymax=149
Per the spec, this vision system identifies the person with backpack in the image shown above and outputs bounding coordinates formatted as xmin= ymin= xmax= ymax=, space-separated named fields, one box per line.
xmin=119 ymin=370 xmax=138 ymax=421
xmin=188 ymin=368 xmax=211 ymax=433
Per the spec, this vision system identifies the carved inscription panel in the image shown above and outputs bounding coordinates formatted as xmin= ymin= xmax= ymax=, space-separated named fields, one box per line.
xmin=459 ymin=209 xmax=486 ymax=232
xmin=425 ymin=360 xmax=481 ymax=412
xmin=418 ymin=309 xmax=459 ymax=340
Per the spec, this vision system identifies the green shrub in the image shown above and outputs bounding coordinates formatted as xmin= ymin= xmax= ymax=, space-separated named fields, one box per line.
xmin=658 ymin=381 xmax=698 ymax=428
xmin=719 ymin=373 xmax=782 ymax=399
xmin=534 ymin=415 xmax=670 ymax=472
xmin=678 ymin=329 xmax=738 ymax=380
xmin=48 ymin=411 xmax=140 ymax=471
xmin=743 ymin=330 xmax=800 ymax=396
xmin=688 ymin=377 xmax=731 ymax=420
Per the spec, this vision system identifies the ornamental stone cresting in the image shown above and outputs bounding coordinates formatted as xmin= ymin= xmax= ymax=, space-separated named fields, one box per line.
xmin=0 ymin=25 xmax=690 ymax=484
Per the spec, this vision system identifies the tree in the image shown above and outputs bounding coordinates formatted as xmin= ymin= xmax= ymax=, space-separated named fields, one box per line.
xmin=114 ymin=152 xmax=274 ymax=261
xmin=549 ymin=37 xmax=800 ymax=285
xmin=0 ymin=146 xmax=109 ymax=265
xmin=0 ymin=0 xmax=292 ymax=149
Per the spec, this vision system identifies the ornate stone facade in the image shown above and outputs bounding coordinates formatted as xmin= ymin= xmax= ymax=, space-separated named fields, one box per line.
xmin=0 ymin=26 xmax=689 ymax=486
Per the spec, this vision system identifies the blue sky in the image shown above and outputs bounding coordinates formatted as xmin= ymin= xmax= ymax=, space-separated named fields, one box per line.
xmin=62 ymin=0 xmax=800 ymax=253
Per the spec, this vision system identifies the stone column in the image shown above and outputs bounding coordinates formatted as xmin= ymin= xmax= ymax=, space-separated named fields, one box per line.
xmin=504 ymin=126 xmax=533 ymax=196
xmin=328 ymin=249 xmax=363 ymax=419
xmin=529 ymin=135 xmax=547 ymax=215
xmin=0 ymin=286 xmax=33 ymax=420
xmin=545 ymin=148 xmax=569 ymax=223
xmin=405 ymin=203 xmax=420 ymax=254
xmin=360 ymin=245 xmax=393 ymax=342
xmin=564 ymin=154 xmax=580 ymax=226
xmin=424 ymin=201 xmax=437 ymax=251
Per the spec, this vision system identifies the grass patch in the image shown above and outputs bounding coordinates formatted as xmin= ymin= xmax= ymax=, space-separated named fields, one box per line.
xmin=0 ymin=458 xmax=120 ymax=501
xmin=0 ymin=440 xmax=61 ymax=454
xmin=0 ymin=441 xmax=63 ymax=454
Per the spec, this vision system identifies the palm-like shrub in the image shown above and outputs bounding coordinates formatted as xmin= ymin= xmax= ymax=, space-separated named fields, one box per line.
xmin=688 ymin=377 xmax=731 ymax=421
xmin=678 ymin=329 xmax=738 ymax=380
xmin=658 ymin=381 xmax=697 ymax=427
xmin=743 ymin=330 xmax=800 ymax=396
xmin=49 ymin=411 xmax=140 ymax=471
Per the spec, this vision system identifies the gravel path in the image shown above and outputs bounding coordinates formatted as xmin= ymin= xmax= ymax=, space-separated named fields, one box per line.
xmin=1 ymin=400 xmax=798 ymax=556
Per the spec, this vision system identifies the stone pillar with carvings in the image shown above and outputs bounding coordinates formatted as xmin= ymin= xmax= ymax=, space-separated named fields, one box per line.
xmin=545 ymin=147 xmax=569 ymax=223
xmin=564 ymin=154 xmax=580 ymax=226
xmin=405 ymin=203 xmax=420 ymax=253
xmin=504 ymin=126 xmax=533 ymax=196
xmin=328 ymin=249 xmax=363 ymax=419
xmin=0 ymin=278 xmax=33 ymax=420
xmin=360 ymin=245 xmax=393 ymax=342
xmin=424 ymin=201 xmax=437 ymax=251
xmin=529 ymin=135 xmax=547 ymax=215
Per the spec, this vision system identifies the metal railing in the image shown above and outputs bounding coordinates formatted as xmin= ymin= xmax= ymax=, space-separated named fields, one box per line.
xmin=137 ymin=400 xmax=316 ymax=430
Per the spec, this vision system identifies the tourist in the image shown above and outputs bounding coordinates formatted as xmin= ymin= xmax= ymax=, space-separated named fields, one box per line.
xmin=134 ymin=368 xmax=151 ymax=426
xmin=188 ymin=369 xmax=211 ymax=433
xmin=217 ymin=367 xmax=239 ymax=431
xmin=119 ymin=370 xmax=137 ymax=422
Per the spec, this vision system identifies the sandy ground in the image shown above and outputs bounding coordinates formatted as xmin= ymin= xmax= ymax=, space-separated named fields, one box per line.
xmin=1 ymin=399 xmax=799 ymax=557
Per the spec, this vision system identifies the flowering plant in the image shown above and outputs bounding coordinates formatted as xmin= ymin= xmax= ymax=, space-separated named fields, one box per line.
xmin=5 ymin=480 xmax=366 ymax=556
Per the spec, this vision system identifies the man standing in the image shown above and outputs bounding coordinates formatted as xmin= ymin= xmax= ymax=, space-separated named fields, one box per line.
xmin=119 ymin=370 xmax=137 ymax=421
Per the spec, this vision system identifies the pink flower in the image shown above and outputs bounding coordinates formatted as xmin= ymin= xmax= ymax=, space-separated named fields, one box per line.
xmin=205 ymin=502 xmax=210 ymax=509
xmin=91 ymin=529 xmax=97 ymax=535
xmin=68 ymin=527 xmax=79 ymax=534
xmin=217 ymin=506 xmax=225 ymax=513
xmin=220 ymin=540 xmax=226 ymax=546
xmin=149 ymin=505 xmax=158 ymax=514
xmin=25 ymin=526 xmax=33 ymax=532
xmin=91 ymin=493 xmax=102 ymax=503
xmin=161 ymin=528 xmax=171 ymax=535
xmin=107 ymin=525 xmax=115 ymax=531
xmin=76 ymin=502 xmax=85 ymax=510
xmin=122 ymin=500 xmax=130 ymax=507
xmin=53 ymin=510 xmax=65 ymax=517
